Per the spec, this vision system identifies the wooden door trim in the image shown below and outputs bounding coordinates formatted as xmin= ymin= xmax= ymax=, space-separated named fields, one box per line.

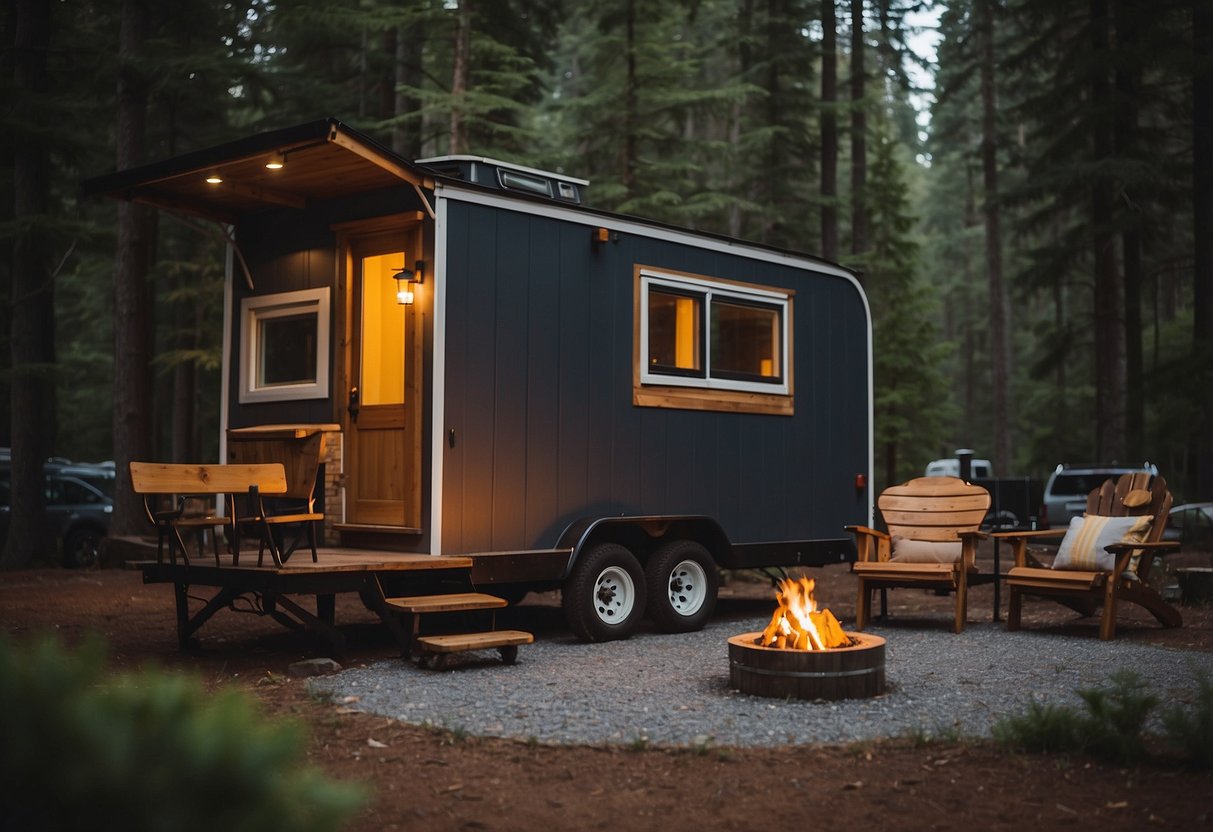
xmin=335 ymin=218 xmax=425 ymax=528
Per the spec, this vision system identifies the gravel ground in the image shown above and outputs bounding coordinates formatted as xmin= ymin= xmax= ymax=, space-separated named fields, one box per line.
xmin=312 ymin=615 xmax=1213 ymax=748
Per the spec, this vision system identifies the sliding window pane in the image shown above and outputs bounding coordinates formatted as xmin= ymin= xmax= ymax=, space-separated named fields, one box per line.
xmin=648 ymin=289 xmax=704 ymax=376
xmin=711 ymin=299 xmax=781 ymax=382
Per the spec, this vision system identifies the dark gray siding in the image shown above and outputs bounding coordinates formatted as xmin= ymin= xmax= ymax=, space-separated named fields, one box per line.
xmin=227 ymin=187 xmax=426 ymax=429
xmin=440 ymin=199 xmax=870 ymax=554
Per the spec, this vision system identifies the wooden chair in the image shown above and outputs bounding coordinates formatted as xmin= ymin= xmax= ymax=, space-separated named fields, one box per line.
xmin=994 ymin=472 xmax=1180 ymax=640
xmin=847 ymin=476 xmax=991 ymax=633
xmin=226 ymin=428 xmax=328 ymax=567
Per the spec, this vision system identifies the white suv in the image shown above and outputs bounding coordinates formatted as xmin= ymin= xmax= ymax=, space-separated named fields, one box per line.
xmin=1040 ymin=462 xmax=1158 ymax=529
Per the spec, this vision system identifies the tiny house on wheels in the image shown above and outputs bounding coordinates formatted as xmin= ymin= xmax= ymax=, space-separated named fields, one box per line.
xmin=85 ymin=119 xmax=873 ymax=642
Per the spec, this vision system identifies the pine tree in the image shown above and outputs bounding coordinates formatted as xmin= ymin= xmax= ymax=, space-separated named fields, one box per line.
xmin=861 ymin=119 xmax=951 ymax=488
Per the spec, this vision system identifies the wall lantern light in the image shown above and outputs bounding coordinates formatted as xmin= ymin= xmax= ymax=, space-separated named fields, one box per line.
xmin=394 ymin=260 xmax=424 ymax=305
xmin=265 ymin=150 xmax=285 ymax=170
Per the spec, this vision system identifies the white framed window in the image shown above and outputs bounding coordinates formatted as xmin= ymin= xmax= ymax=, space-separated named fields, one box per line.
xmin=239 ymin=287 xmax=331 ymax=403
xmin=639 ymin=270 xmax=790 ymax=396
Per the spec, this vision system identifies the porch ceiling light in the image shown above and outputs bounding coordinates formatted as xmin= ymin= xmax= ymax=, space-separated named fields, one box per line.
xmin=205 ymin=170 xmax=223 ymax=184
xmin=265 ymin=150 xmax=285 ymax=170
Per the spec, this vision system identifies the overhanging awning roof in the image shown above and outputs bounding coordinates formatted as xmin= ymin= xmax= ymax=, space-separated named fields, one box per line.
xmin=82 ymin=118 xmax=434 ymax=224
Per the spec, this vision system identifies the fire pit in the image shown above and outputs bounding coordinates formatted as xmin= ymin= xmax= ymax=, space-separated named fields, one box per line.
xmin=728 ymin=577 xmax=886 ymax=701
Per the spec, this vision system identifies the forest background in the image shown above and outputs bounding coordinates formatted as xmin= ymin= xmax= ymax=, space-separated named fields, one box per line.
xmin=3 ymin=0 xmax=1211 ymax=567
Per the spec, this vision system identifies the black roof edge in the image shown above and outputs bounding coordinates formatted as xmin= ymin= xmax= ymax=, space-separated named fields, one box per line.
xmin=80 ymin=118 xmax=415 ymax=199
xmin=80 ymin=117 xmax=853 ymax=278
xmin=431 ymin=173 xmax=856 ymax=277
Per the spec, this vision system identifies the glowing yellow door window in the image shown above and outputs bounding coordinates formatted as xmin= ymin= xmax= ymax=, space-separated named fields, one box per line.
xmin=359 ymin=252 xmax=406 ymax=405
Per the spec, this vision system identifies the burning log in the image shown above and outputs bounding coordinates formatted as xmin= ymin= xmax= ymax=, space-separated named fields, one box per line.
xmin=757 ymin=577 xmax=851 ymax=650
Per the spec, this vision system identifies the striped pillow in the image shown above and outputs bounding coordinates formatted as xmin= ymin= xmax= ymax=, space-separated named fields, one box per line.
xmin=1052 ymin=515 xmax=1153 ymax=572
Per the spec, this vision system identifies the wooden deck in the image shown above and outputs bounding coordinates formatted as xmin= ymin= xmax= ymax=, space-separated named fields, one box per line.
xmin=137 ymin=547 xmax=472 ymax=577
xmin=133 ymin=548 xmax=479 ymax=654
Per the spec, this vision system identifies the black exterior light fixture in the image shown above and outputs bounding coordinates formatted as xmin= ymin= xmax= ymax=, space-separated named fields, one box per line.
xmin=265 ymin=150 xmax=285 ymax=170
xmin=394 ymin=260 xmax=424 ymax=305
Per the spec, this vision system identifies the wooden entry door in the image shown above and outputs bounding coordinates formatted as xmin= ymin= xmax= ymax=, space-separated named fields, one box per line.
xmin=345 ymin=225 xmax=423 ymax=528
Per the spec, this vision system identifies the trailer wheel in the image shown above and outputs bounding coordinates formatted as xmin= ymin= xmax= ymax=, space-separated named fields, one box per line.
xmin=645 ymin=540 xmax=718 ymax=633
xmin=563 ymin=543 xmax=647 ymax=642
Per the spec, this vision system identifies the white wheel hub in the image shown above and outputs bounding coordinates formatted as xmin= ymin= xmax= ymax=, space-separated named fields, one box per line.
xmin=666 ymin=558 xmax=708 ymax=616
xmin=593 ymin=565 xmax=636 ymax=624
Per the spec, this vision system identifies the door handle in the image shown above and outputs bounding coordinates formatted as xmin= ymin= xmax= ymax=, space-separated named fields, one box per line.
xmin=348 ymin=386 xmax=360 ymax=421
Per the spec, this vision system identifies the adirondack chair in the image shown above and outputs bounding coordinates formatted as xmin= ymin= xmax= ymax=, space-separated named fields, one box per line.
xmin=994 ymin=472 xmax=1180 ymax=640
xmin=847 ymin=476 xmax=991 ymax=633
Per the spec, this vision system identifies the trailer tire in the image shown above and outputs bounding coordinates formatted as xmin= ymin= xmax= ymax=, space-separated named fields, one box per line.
xmin=563 ymin=543 xmax=647 ymax=642
xmin=645 ymin=540 xmax=718 ymax=633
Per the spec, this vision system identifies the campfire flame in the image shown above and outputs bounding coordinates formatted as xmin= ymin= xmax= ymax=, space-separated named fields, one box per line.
xmin=758 ymin=577 xmax=850 ymax=650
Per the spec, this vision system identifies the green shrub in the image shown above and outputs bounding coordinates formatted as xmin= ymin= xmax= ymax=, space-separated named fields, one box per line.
xmin=994 ymin=669 xmax=1213 ymax=769
xmin=1075 ymin=670 xmax=1158 ymax=764
xmin=992 ymin=698 xmax=1085 ymax=754
xmin=994 ymin=671 xmax=1157 ymax=765
xmin=0 ymin=636 xmax=364 ymax=831
xmin=1162 ymin=670 xmax=1213 ymax=770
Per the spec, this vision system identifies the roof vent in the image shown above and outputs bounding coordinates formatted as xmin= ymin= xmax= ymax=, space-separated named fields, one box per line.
xmin=416 ymin=155 xmax=588 ymax=204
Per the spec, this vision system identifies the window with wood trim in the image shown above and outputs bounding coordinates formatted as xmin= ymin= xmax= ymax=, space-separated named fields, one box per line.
xmin=635 ymin=267 xmax=793 ymax=415
xmin=239 ymin=287 xmax=331 ymax=403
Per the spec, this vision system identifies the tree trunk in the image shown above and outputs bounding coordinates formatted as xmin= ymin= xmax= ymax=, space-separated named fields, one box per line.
xmin=979 ymin=0 xmax=1010 ymax=472
xmin=110 ymin=0 xmax=154 ymax=537
xmin=1089 ymin=0 xmax=1125 ymax=461
xmin=821 ymin=0 xmax=838 ymax=260
xmin=850 ymin=0 xmax=868 ymax=259
xmin=1114 ymin=0 xmax=1144 ymax=460
xmin=394 ymin=18 xmax=425 ymax=158
xmin=450 ymin=0 xmax=472 ymax=155
xmin=3 ymin=0 xmax=54 ymax=569
xmin=962 ymin=164 xmax=978 ymax=444
xmin=1192 ymin=0 xmax=1213 ymax=497
xmin=621 ymin=0 xmax=638 ymax=197
xmin=762 ymin=0 xmax=785 ymax=244
xmin=170 ymin=281 xmax=195 ymax=463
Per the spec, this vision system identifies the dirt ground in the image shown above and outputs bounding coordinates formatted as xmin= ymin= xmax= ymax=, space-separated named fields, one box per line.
xmin=2 ymin=549 xmax=1211 ymax=832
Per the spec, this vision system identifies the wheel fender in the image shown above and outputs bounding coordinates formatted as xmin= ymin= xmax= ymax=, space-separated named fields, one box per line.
xmin=555 ymin=515 xmax=732 ymax=578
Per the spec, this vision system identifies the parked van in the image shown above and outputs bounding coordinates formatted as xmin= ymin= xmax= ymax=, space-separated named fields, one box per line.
xmin=925 ymin=457 xmax=993 ymax=479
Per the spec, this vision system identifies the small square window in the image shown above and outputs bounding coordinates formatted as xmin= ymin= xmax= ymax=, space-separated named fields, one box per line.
xmin=239 ymin=288 xmax=330 ymax=403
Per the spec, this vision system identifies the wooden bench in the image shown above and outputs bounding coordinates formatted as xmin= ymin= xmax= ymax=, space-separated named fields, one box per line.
xmin=130 ymin=462 xmax=287 ymax=566
xmin=383 ymin=592 xmax=533 ymax=668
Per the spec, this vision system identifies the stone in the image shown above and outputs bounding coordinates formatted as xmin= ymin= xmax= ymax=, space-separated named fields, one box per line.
xmin=288 ymin=657 xmax=343 ymax=677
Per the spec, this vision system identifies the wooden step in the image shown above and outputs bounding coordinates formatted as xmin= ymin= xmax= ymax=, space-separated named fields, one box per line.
xmin=415 ymin=630 xmax=534 ymax=669
xmin=416 ymin=630 xmax=534 ymax=653
xmin=384 ymin=592 xmax=508 ymax=614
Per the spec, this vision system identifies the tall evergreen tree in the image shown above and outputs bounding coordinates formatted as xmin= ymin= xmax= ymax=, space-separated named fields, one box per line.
xmin=1192 ymin=0 xmax=1213 ymax=497
xmin=821 ymin=0 xmax=839 ymax=259
xmin=862 ymin=119 xmax=951 ymax=487
xmin=110 ymin=0 xmax=154 ymax=537
xmin=3 ymin=0 xmax=55 ymax=568
xmin=978 ymin=0 xmax=1010 ymax=473
xmin=850 ymin=0 xmax=869 ymax=258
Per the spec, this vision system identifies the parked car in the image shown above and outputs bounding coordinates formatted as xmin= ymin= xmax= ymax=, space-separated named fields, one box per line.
xmin=0 ymin=448 xmax=115 ymax=567
xmin=1039 ymin=462 xmax=1159 ymax=529
xmin=1164 ymin=503 xmax=1213 ymax=550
